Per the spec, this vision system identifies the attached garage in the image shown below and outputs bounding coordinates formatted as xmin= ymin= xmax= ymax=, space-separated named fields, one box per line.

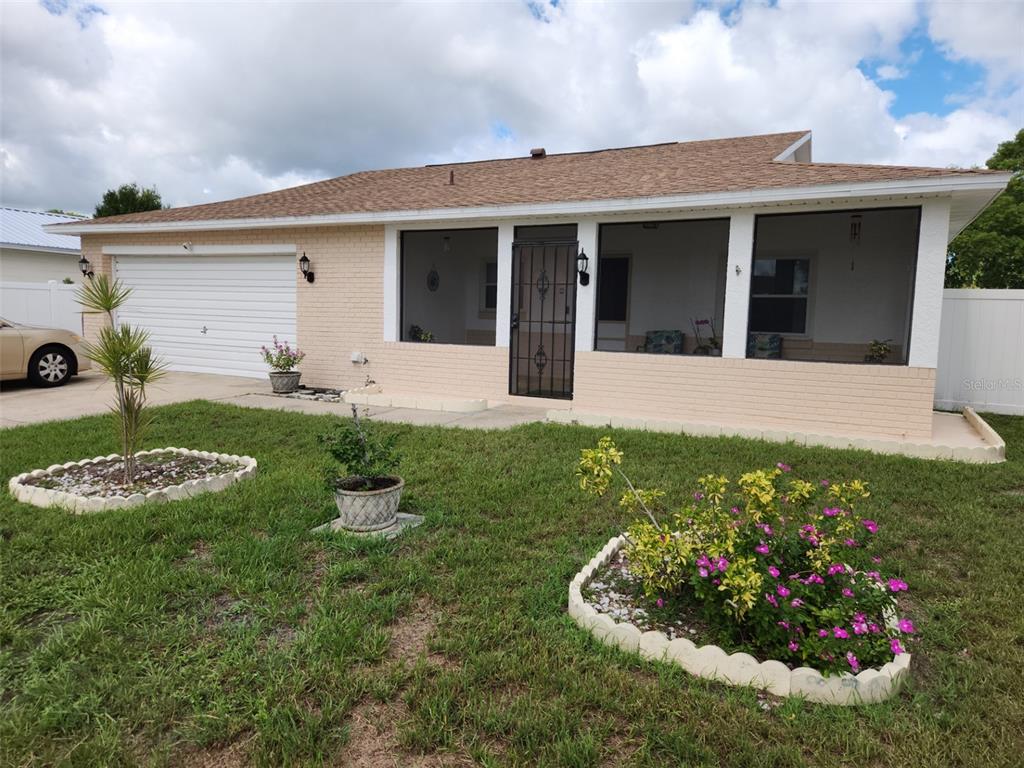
xmin=108 ymin=245 xmax=297 ymax=378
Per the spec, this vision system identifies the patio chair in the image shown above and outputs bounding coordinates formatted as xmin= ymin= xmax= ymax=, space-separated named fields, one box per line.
xmin=638 ymin=329 xmax=685 ymax=354
xmin=747 ymin=333 xmax=783 ymax=359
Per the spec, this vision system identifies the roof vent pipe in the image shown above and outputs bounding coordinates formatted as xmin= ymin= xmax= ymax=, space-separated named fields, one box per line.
xmin=448 ymin=170 xmax=455 ymax=185
xmin=530 ymin=147 xmax=546 ymax=158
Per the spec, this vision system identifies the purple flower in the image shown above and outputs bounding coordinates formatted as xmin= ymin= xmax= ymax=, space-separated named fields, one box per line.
xmin=716 ymin=557 xmax=729 ymax=572
xmin=867 ymin=571 xmax=881 ymax=582
xmin=804 ymin=573 xmax=824 ymax=586
xmin=767 ymin=566 xmax=780 ymax=578
xmin=871 ymin=556 xmax=882 ymax=564
xmin=656 ymin=598 xmax=664 ymax=609
xmin=833 ymin=627 xmax=849 ymax=639
xmin=853 ymin=620 xmax=868 ymax=635
xmin=776 ymin=462 xmax=792 ymax=472
xmin=777 ymin=620 xmax=790 ymax=629
xmin=898 ymin=618 xmax=915 ymax=634
xmin=765 ymin=593 xmax=778 ymax=607
xmin=818 ymin=629 xmax=830 ymax=638
xmin=788 ymin=640 xmax=800 ymax=652
xmin=844 ymin=538 xmax=859 ymax=548
xmin=777 ymin=584 xmax=790 ymax=598
xmin=827 ymin=563 xmax=845 ymax=576
xmin=755 ymin=541 xmax=770 ymax=555
xmin=846 ymin=651 xmax=860 ymax=672
xmin=790 ymin=598 xmax=804 ymax=608
xmin=823 ymin=507 xmax=840 ymax=518
xmin=820 ymin=479 xmax=830 ymax=487
xmin=868 ymin=622 xmax=881 ymax=634
xmin=861 ymin=519 xmax=878 ymax=534
xmin=888 ymin=578 xmax=909 ymax=593
xmin=693 ymin=492 xmax=705 ymax=501
xmin=698 ymin=567 xmax=709 ymax=578
xmin=890 ymin=638 xmax=905 ymax=655
xmin=842 ymin=588 xmax=854 ymax=598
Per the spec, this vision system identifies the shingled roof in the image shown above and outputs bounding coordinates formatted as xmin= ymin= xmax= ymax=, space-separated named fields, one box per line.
xmin=56 ymin=131 xmax=1003 ymax=229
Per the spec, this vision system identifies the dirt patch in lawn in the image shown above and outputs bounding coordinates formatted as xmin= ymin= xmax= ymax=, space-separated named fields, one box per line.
xmin=336 ymin=700 xmax=473 ymax=768
xmin=23 ymin=451 xmax=235 ymax=498
xmin=387 ymin=599 xmax=453 ymax=669
xmin=178 ymin=733 xmax=253 ymax=768
xmin=205 ymin=592 xmax=256 ymax=630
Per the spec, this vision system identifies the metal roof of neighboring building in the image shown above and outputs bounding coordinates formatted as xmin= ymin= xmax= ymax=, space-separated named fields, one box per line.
xmin=1 ymin=207 xmax=83 ymax=252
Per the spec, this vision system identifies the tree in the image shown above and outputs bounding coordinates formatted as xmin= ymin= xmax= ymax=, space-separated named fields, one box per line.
xmin=93 ymin=183 xmax=165 ymax=218
xmin=77 ymin=275 xmax=166 ymax=484
xmin=946 ymin=129 xmax=1024 ymax=288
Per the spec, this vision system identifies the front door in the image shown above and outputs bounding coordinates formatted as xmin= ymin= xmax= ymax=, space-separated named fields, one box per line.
xmin=509 ymin=239 xmax=578 ymax=399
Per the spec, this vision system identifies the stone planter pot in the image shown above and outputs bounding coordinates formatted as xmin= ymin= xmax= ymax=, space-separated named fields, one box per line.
xmin=269 ymin=371 xmax=301 ymax=393
xmin=333 ymin=476 xmax=404 ymax=531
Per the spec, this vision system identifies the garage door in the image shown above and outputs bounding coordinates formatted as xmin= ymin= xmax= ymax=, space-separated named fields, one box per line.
xmin=114 ymin=252 xmax=297 ymax=378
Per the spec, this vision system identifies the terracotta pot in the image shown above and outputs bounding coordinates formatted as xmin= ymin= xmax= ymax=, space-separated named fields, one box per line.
xmin=332 ymin=476 xmax=404 ymax=531
xmin=269 ymin=371 xmax=301 ymax=393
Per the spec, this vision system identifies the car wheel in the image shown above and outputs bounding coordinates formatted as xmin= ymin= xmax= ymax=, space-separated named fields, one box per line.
xmin=28 ymin=345 xmax=74 ymax=387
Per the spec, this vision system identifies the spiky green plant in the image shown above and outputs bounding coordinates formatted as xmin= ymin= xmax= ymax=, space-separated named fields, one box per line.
xmin=77 ymin=274 xmax=166 ymax=484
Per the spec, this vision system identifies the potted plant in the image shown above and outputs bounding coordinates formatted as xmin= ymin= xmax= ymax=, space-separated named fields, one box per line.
xmin=690 ymin=317 xmax=722 ymax=356
xmin=261 ymin=336 xmax=305 ymax=393
xmin=864 ymin=338 xmax=893 ymax=364
xmin=320 ymin=405 xmax=403 ymax=532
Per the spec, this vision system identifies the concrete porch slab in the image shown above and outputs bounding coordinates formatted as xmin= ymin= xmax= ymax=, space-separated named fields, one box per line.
xmin=546 ymin=407 xmax=1006 ymax=463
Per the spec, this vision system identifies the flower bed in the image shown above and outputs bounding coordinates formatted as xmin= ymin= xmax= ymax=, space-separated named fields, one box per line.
xmin=8 ymin=448 xmax=257 ymax=513
xmin=571 ymin=439 xmax=914 ymax=705
xmin=568 ymin=535 xmax=911 ymax=705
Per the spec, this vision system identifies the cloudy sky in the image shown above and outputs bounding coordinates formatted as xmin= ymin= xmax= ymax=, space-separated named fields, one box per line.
xmin=2 ymin=0 xmax=1021 ymax=215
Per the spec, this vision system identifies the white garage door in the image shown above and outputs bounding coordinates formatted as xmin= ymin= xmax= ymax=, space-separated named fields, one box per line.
xmin=114 ymin=253 xmax=297 ymax=378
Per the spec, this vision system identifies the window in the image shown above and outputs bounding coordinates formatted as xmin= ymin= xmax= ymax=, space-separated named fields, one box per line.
xmin=480 ymin=261 xmax=498 ymax=313
xmin=597 ymin=256 xmax=629 ymax=322
xmin=749 ymin=257 xmax=809 ymax=334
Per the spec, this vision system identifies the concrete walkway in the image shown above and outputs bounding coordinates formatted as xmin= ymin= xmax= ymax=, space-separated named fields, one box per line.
xmin=0 ymin=371 xmax=547 ymax=430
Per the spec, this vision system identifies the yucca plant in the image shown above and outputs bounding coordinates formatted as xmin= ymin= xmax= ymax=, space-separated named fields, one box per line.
xmin=77 ymin=274 xmax=166 ymax=484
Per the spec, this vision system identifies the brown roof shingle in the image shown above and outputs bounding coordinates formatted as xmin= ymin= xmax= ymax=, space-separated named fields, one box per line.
xmin=63 ymin=131 xmax=1000 ymax=227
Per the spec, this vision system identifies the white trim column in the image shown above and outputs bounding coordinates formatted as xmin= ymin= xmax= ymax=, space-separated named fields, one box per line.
xmin=383 ymin=223 xmax=400 ymax=342
xmin=495 ymin=223 xmax=514 ymax=347
xmin=575 ymin=219 xmax=598 ymax=352
xmin=908 ymin=198 xmax=952 ymax=368
xmin=722 ymin=212 xmax=755 ymax=358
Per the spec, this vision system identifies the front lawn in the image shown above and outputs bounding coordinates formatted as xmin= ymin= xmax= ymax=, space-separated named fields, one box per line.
xmin=1 ymin=403 xmax=1022 ymax=767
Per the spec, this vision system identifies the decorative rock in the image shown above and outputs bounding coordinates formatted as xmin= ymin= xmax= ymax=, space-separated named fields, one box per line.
xmin=568 ymin=534 xmax=910 ymax=705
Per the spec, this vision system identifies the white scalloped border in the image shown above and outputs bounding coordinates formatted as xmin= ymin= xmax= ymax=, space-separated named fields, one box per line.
xmin=7 ymin=448 xmax=258 ymax=514
xmin=568 ymin=535 xmax=911 ymax=705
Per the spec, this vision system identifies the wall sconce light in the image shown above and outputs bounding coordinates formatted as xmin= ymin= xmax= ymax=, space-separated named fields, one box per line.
xmin=576 ymin=249 xmax=590 ymax=286
xmin=849 ymin=213 xmax=863 ymax=244
xmin=78 ymin=255 xmax=94 ymax=278
xmin=299 ymin=253 xmax=314 ymax=283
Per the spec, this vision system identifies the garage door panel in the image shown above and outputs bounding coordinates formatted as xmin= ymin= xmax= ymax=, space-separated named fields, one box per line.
xmin=115 ymin=254 xmax=297 ymax=378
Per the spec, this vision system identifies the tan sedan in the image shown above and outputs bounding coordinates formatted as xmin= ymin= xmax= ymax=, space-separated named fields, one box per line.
xmin=0 ymin=318 xmax=92 ymax=387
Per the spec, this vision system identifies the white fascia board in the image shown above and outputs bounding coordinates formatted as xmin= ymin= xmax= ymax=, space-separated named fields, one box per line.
xmin=102 ymin=244 xmax=297 ymax=256
xmin=0 ymin=243 xmax=81 ymax=255
xmin=772 ymin=132 xmax=813 ymax=162
xmin=48 ymin=173 xmax=1013 ymax=236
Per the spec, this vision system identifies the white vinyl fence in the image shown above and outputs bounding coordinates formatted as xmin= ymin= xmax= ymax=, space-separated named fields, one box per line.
xmin=0 ymin=281 xmax=83 ymax=334
xmin=936 ymin=289 xmax=1024 ymax=415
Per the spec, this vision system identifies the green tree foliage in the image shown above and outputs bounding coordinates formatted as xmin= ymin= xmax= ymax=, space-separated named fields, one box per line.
xmin=93 ymin=183 xmax=165 ymax=218
xmin=946 ymin=129 xmax=1024 ymax=288
xmin=76 ymin=275 xmax=166 ymax=483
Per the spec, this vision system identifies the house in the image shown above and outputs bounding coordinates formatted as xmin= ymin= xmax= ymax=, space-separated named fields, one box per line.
xmin=46 ymin=131 xmax=1011 ymax=441
xmin=1 ymin=208 xmax=83 ymax=283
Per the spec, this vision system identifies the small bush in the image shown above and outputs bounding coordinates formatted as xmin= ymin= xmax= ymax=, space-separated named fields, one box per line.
xmin=320 ymin=405 xmax=400 ymax=490
xmin=578 ymin=438 xmax=914 ymax=675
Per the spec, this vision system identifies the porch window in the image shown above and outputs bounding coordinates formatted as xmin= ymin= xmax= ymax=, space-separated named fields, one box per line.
xmin=746 ymin=208 xmax=919 ymax=364
xmin=400 ymin=228 xmax=498 ymax=345
xmin=595 ymin=219 xmax=729 ymax=355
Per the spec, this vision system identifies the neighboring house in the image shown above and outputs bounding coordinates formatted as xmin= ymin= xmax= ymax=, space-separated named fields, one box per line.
xmin=47 ymin=131 xmax=1011 ymax=440
xmin=0 ymin=208 xmax=84 ymax=283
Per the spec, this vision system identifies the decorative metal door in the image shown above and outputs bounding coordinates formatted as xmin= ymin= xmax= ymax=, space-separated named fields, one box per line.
xmin=509 ymin=240 xmax=578 ymax=399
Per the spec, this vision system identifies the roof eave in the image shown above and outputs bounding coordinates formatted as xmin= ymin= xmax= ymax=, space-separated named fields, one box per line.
xmin=44 ymin=172 xmax=1013 ymax=236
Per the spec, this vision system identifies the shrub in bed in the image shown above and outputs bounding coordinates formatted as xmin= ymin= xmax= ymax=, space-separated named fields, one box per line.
xmin=577 ymin=438 xmax=914 ymax=675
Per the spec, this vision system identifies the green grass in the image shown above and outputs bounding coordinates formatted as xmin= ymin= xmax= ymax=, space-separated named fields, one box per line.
xmin=1 ymin=402 xmax=1022 ymax=767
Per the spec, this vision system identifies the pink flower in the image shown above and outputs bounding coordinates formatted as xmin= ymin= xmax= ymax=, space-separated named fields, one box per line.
xmin=698 ymin=567 xmax=709 ymax=578
xmin=871 ymin=556 xmax=882 ymax=564
xmin=778 ymin=620 xmax=790 ymax=629
xmin=818 ymin=629 xmax=830 ymax=638
xmin=790 ymin=598 xmax=804 ymax=608
xmin=820 ymin=479 xmax=830 ymax=487
xmin=898 ymin=618 xmax=915 ymax=634
xmin=765 ymin=593 xmax=778 ymax=607
xmin=867 ymin=571 xmax=881 ymax=581
xmin=823 ymin=507 xmax=840 ymax=518
xmin=868 ymin=623 xmax=881 ymax=634
xmin=888 ymin=578 xmax=909 ymax=592
xmin=777 ymin=584 xmax=790 ymax=597
xmin=656 ymin=598 xmax=664 ymax=608
xmin=777 ymin=462 xmax=792 ymax=472
xmin=788 ymin=640 xmax=800 ymax=652
xmin=842 ymin=588 xmax=854 ymax=598
xmin=768 ymin=566 xmax=780 ymax=578
xmin=716 ymin=557 xmax=729 ymax=572
xmin=693 ymin=492 xmax=705 ymax=501
xmin=853 ymin=621 xmax=868 ymax=635
xmin=833 ymin=627 xmax=849 ymax=639
xmin=804 ymin=573 xmax=824 ymax=585
xmin=890 ymin=638 xmax=905 ymax=655
xmin=827 ymin=563 xmax=845 ymax=576
xmin=755 ymin=542 xmax=770 ymax=555
xmin=861 ymin=519 xmax=878 ymax=534
xmin=844 ymin=538 xmax=859 ymax=548
xmin=846 ymin=651 xmax=860 ymax=672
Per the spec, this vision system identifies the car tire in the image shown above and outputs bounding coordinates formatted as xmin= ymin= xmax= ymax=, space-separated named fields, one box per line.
xmin=27 ymin=345 xmax=75 ymax=387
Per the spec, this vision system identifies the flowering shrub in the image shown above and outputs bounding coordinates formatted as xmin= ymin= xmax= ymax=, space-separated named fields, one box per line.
xmin=260 ymin=336 xmax=305 ymax=372
xmin=578 ymin=438 xmax=915 ymax=675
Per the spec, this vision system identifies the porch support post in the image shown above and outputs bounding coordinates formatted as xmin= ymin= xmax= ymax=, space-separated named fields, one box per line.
xmin=495 ymin=223 xmax=514 ymax=347
xmin=575 ymin=219 xmax=598 ymax=352
xmin=383 ymin=223 xmax=400 ymax=342
xmin=908 ymin=198 xmax=952 ymax=368
xmin=721 ymin=212 xmax=755 ymax=359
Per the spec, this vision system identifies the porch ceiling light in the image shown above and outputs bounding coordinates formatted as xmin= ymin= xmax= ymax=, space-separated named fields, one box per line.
xmin=78 ymin=255 xmax=94 ymax=278
xmin=299 ymin=253 xmax=315 ymax=283
xmin=576 ymin=249 xmax=590 ymax=286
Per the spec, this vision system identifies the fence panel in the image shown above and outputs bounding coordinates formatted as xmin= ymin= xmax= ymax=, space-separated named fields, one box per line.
xmin=936 ymin=289 xmax=1024 ymax=415
xmin=0 ymin=281 xmax=84 ymax=334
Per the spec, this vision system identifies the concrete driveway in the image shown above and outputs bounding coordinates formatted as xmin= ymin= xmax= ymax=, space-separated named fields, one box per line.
xmin=0 ymin=371 xmax=260 ymax=428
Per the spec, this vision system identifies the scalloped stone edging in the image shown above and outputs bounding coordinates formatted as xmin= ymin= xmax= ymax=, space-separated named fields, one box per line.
xmin=7 ymin=448 xmax=258 ymax=514
xmin=568 ymin=535 xmax=911 ymax=705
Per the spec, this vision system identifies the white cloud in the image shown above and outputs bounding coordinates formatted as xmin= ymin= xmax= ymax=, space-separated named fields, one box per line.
xmin=1 ymin=0 xmax=1020 ymax=213
xmin=876 ymin=64 xmax=907 ymax=81
xmin=925 ymin=0 xmax=1024 ymax=86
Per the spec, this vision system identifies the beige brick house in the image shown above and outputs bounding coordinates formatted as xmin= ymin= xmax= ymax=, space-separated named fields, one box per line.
xmin=48 ymin=131 xmax=1010 ymax=440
